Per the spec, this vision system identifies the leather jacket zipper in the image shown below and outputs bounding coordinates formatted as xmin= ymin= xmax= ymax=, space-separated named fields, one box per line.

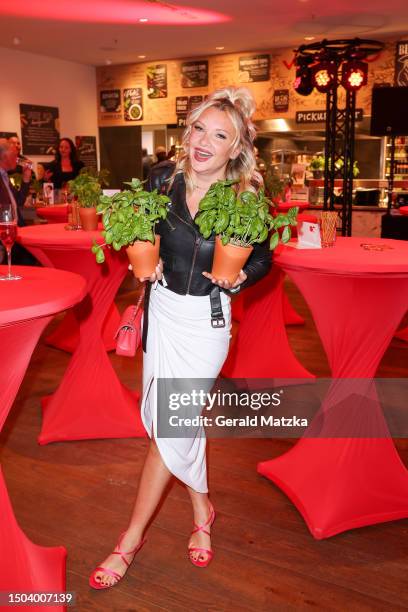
xmin=186 ymin=236 xmax=202 ymax=294
xmin=171 ymin=210 xmax=193 ymax=228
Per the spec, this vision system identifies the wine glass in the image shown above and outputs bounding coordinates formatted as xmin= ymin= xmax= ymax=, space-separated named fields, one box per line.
xmin=0 ymin=201 xmax=22 ymax=281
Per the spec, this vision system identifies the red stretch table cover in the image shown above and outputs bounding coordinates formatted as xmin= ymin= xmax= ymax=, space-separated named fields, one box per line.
xmin=0 ymin=265 xmax=86 ymax=604
xmin=22 ymin=222 xmax=119 ymax=353
xmin=231 ymin=287 xmax=304 ymax=326
xmin=395 ymin=325 xmax=408 ymax=342
xmin=258 ymin=237 xmax=408 ymax=538
xmin=399 ymin=206 xmax=408 ymax=216
xmin=36 ymin=205 xmax=69 ymax=223
xmin=222 ymin=266 xmax=313 ymax=379
xmin=17 ymin=224 xmax=145 ymax=444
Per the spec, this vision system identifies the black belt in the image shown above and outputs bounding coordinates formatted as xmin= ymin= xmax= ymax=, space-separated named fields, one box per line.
xmin=143 ymin=283 xmax=225 ymax=352
xmin=210 ymin=285 xmax=225 ymax=328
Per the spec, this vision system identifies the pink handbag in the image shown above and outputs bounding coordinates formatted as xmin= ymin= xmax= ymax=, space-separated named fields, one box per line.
xmin=115 ymin=288 xmax=145 ymax=357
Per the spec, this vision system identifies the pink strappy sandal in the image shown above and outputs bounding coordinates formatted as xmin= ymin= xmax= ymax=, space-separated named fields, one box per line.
xmin=188 ymin=504 xmax=216 ymax=568
xmin=89 ymin=532 xmax=147 ymax=590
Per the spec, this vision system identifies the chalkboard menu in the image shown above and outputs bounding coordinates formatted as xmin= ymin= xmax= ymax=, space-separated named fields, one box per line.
xmin=100 ymin=90 xmax=121 ymax=118
xmin=273 ymin=89 xmax=289 ymax=112
xmin=239 ymin=54 xmax=270 ymax=83
xmin=176 ymin=96 xmax=189 ymax=116
xmin=123 ymin=88 xmax=143 ymax=121
xmin=181 ymin=60 xmax=208 ymax=88
xmin=189 ymin=95 xmax=203 ymax=110
xmin=19 ymin=104 xmax=59 ymax=155
xmin=175 ymin=95 xmax=204 ymax=125
xmin=146 ymin=65 xmax=167 ymax=98
xmin=75 ymin=136 xmax=97 ymax=171
xmin=395 ymin=41 xmax=408 ymax=86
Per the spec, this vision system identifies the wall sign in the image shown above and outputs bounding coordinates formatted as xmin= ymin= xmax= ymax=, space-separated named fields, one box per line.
xmin=0 ymin=131 xmax=17 ymax=139
xmin=273 ymin=89 xmax=289 ymax=112
xmin=176 ymin=96 xmax=189 ymax=116
xmin=181 ymin=60 xmax=208 ymax=88
xmin=239 ymin=54 xmax=270 ymax=82
xmin=123 ymin=88 xmax=143 ymax=121
xmin=19 ymin=104 xmax=59 ymax=155
xmin=189 ymin=95 xmax=203 ymax=110
xmin=100 ymin=89 xmax=121 ymax=120
xmin=395 ymin=40 xmax=408 ymax=86
xmin=296 ymin=108 xmax=364 ymax=124
xmin=75 ymin=136 xmax=97 ymax=171
xmin=146 ymin=64 xmax=167 ymax=98
xmin=175 ymin=95 xmax=204 ymax=123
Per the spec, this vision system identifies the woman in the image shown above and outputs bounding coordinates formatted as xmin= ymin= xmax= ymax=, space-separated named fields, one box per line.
xmin=43 ymin=137 xmax=84 ymax=188
xmin=89 ymin=86 xmax=271 ymax=589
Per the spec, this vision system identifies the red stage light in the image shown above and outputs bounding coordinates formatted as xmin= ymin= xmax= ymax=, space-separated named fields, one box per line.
xmin=312 ymin=61 xmax=337 ymax=93
xmin=341 ymin=60 xmax=368 ymax=91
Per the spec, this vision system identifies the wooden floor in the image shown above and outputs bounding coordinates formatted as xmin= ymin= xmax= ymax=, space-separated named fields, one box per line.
xmin=1 ymin=275 xmax=408 ymax=612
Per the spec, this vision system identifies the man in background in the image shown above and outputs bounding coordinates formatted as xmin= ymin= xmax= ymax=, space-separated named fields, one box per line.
xmin=7 ymin=134 xmax=36 ymax=182
xmin=0 ymin=139 xmax=37 ymax=264
xmin=152 ymin=146 xmax=168 ymax=167
xmin=142 ymin=148 xmax=153 ymax=181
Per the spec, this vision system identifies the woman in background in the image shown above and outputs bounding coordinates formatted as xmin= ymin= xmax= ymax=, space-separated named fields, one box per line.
xmin=43 ymin=137 xmax=84 ymax=188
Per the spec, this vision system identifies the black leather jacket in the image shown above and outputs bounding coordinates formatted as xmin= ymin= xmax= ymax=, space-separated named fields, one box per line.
xmin=142 ymin=164 xmax=272 ymax=350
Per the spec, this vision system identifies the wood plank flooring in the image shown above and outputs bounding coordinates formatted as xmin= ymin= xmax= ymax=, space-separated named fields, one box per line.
xmin=1 ymin=274 xmax=407 ymax=612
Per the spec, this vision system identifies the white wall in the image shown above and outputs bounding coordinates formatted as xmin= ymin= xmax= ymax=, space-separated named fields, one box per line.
xmin=0 ymin=46 xmax=98 ymax=169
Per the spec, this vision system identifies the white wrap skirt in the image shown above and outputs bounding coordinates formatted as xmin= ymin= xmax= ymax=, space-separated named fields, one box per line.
xmin=140 ymin=282 xmax=231 ymax=493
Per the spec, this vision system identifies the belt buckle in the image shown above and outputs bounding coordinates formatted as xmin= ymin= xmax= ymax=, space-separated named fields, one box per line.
xmin=211 ymin=316 xmax=225 ymax=328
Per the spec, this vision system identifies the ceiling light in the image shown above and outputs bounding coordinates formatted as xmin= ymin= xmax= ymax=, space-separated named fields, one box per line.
xmin=138 ymin=55 xmax=146 ymax=59
xmin=139 ymin=18 xmax=148 ymax=23
xmin=105 ymin=59 xmax=112 ymax=65
xmin=304 ymin=36 xmax=315 ymax=41
xmin=216 ymin=46 xmax=225 ymax=50
xmin=13 ymin=37 xmax=21 ymax=45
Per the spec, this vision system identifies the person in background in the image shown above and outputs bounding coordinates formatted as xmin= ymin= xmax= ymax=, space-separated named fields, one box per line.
xmin=142 ymin=148 xmax=153 ymax=181
xmin=0 ymin=139 xmax=32 ymax=223
xmin=43 ymin=137 xmax=84 ymax=188
xmin=0 ymin=139 xmax=38 ymax=265
xmin=167 ymin=144 xmax=176 ymax=160
xmin=7 ymin=135 xmax=36 ymax=182
xmin=151 ymin=145 xmax=167 ymax=167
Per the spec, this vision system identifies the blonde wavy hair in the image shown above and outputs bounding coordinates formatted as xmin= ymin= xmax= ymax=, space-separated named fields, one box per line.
xmin=173 ymin=86 xmax=262 ymax=194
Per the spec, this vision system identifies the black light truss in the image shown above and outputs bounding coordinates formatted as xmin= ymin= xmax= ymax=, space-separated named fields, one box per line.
xmin=294 ymin=38 xmax=384 ymax=236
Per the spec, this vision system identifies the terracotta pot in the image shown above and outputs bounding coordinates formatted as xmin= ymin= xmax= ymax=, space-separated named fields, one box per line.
xmin=127 ymin=235 xmax=161 ymax=278
xmin=211 ymin=236 xmax=253 ymax=284
xmin=79 ymin=206 xmax=98 ymax=231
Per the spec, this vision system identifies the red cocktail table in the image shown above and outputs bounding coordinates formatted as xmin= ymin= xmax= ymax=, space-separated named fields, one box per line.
xmin=0 ymin=265 xmax=86 ymax=603
xmin=258 ymin=237 xmax=408 ymax=538
xmin=17 ymin=224 xmax=145 ymax=444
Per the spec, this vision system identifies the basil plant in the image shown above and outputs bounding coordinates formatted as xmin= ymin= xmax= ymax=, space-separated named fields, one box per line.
xmin=92 ymin=178 xmax=170 ymax=263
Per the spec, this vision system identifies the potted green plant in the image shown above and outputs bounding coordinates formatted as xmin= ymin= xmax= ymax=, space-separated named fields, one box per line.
xmin=309 ymin=155 xmax=325 ymax=179
xmin=67 ymin=168 xmax=109 ymax=231
xmin=264 ymin=168 xmax=285 ymax=205
xmin=334 ymin=158 xmax=360 ymax=178
xmin=92 ymin=178 xmax=170 ymax=277
xmin=195 ymin=180 xmax=298 ymax=283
